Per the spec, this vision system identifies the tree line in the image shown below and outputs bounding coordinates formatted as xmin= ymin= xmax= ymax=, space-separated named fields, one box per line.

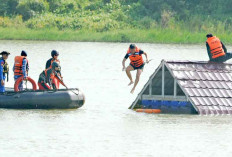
xmin=0 ymin=0 xmax=231 ymax=32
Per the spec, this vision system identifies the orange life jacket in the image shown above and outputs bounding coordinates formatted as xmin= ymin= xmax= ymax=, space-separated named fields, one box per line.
xmin=14 ymin=56 xmax=29 ymax=76
xmin=127 ymin=47 xmax=144 ymax=67
xmin=206 ymin=36 xmax=225 ymax=59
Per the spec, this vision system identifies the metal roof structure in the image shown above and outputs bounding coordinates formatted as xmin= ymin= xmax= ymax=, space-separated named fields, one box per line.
xmin=129 ymin=60 xmax=232 ymax=115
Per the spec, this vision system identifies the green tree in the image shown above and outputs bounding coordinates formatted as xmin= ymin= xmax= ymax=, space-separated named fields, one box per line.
xmin=0 ymin=0 xmax=19 ymax=16
xmin=16 ymin=0 xmax=49 ymax=20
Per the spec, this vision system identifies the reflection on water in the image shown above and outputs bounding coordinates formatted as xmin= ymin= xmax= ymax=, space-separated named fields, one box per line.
xmin=0 ymin=40 xmax=231 ymax=156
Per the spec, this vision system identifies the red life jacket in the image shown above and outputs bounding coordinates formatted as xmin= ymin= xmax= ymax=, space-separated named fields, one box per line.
xmin=127 ymin=47 xmax=144 ymax=67
xmin=14 ymin=56 xmax=29 ymax=76
xmin=206 ymin=36 xmax=225 ymax=59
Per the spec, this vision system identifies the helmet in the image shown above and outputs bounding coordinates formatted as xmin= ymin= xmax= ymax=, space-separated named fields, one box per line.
xmin=206 ymin=33 xmax=213 ymax=38
xmin=51 ymin=50 xmax=59 ymax=57
xmin=52 ymin=62 xmax=60 ymax=70
xmin=0 ymin=51 xmax=10 ymax=55
xmin=129 ymin=44 xmax=136 ymax=49
xmin=21 ymin=50 xmax=27 ymax=56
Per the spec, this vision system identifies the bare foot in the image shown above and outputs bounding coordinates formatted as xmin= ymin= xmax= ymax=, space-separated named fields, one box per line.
xmin=130 ymin=87 xmax=135 ymax=94
xmin=128 ymin=81 xmax=134 ymax=86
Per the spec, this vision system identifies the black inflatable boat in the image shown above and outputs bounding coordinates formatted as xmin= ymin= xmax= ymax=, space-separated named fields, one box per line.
xmin=0 ymin=88 xmax=85 ymax=109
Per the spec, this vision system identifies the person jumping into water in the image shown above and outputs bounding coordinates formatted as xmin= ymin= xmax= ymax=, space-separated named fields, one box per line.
xmin=122 ymin=44 xmax=149 ymax=94
xmin=206 ymin=33 xmax=232 ymax=62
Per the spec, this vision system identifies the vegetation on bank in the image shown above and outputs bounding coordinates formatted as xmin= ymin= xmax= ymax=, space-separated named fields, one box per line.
xmin=0 ymin=0 xmax=232 ymax=43
xmin=2 ymin=27 xmax=232 ymax=44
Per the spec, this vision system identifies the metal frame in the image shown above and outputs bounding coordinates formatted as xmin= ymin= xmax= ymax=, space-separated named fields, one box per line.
xmin=174 ymin=79 xmax=177 ymax=98
xmin=142 ymin=95 xmax=187 ymax=101
xmin=129 ymin=60 xmax=198 ymax=113
xmin=162 ymin=61 xmax=165 ymax=97
xmin=163 ymin=61 xmax=199 ymax=112
xmin=149 ymin=80 xmax=152 ymax=96
xmin=128 ymin=60 xmax=164 ymax=109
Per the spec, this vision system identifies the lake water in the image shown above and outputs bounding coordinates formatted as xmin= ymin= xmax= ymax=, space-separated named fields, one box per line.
xmin=0 ymin=40 xmax=231 ymax=157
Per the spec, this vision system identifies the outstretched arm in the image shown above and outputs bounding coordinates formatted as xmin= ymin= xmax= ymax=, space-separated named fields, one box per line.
xmin=122 ymin=53 xmax=129 ymax=71
xmin=122 ymin=58 xmax=126 ymax=71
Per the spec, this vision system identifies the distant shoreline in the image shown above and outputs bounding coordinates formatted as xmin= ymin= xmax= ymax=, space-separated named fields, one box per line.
xmin=0 ymin=27 xmax=230 ymax=44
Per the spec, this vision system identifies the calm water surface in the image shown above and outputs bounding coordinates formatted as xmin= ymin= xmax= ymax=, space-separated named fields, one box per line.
xmin=0 ymin=40 xmax=231 ymax=157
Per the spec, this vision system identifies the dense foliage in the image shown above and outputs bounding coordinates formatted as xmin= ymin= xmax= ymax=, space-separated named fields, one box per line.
xmin=0 ymin=0 xmax=232 ymax=33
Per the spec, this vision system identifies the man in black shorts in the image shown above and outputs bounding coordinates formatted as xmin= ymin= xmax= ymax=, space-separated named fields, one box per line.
xmin=122 ymin=44 xmax=149 ymax=93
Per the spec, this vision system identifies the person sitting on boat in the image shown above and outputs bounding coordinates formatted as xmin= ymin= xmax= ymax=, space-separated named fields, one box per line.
xmin=38 ymin=62 xmax=61 ymax=90
xmin=45 ymin=50 xmax=63 ymax=81
xmin=122 ymin=44 xmax=149 ymax=94
xmin=206 ymin=33 xmax=232 ymax=62
xmin=13 ymin=50 xmax=29 ymax=91
xmin=0 ymin=51 xmax=10 ymax=93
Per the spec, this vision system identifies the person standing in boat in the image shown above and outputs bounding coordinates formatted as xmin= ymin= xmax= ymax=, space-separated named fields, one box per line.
xmin=13 ymin=51 xmax=29 ymax=91
xmin=38 ymin=62 xmax=61 ymax=90
xmin=45 ymin=50 xmax=63 ymax=81
xmin=206 ymin=33 xmax=232 ymax=62
xmin=122 ymin=44 xmax=149 ymax=94
xmin=0 ymin=51 xmax=10 ymax=93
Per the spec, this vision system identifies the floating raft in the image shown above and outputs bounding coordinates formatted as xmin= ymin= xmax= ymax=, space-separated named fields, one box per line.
xmin=0 ymin=88 xmax=85 ymax=109
xmin=129 ymin=60 xmax=232 ymax=115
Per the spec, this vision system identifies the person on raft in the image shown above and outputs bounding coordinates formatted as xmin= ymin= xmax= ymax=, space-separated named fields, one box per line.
xmin=0 ymin=51 xmax=10 ymax=93
xmin=206 ymin=33 xmax=232 ymax=62
xmin=13 ymin=50 xmax=29 ymax=91
xmin=45 ymin=50 xmax=63 ymax=81
xmin=38 ymin=62 xmax=61 ymax=90
xmin=122 ymin=44 xmax=149 ymax=94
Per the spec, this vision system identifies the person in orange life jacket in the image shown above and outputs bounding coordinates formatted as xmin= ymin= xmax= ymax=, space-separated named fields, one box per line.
xmin=45 ymin=50 xmax=63 ymax=81
xmin=0 ymin=51 xmax=10 ymax=93
xmin=38 ymin=62 xmax=61 ymax=90
xmin=13 ymin=50 xmax=29 ymax=91
xmin=122 ymin=44 xmax=149 ymax=94
xmin=206 ymin=33 xmax=232 ymax=62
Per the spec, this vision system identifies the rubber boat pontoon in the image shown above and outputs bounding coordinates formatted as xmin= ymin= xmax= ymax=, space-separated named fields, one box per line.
xmin=0 ymin=88 xmax=85 ymax=109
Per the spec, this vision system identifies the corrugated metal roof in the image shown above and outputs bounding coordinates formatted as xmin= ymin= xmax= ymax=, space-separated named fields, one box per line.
xmin=165 ymin=61 xmax=232 ymax=115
